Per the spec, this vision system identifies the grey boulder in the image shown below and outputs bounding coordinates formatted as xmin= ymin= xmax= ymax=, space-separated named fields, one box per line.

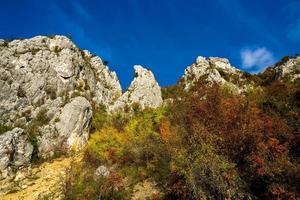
xmin=0 ymin=128 xmax=33 ymax=179
xmin=56 ymin=96 xmax=92 ymax=151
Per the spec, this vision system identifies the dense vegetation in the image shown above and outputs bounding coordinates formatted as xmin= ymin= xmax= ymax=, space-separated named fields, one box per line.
xmin=64 ymin=77 xmax=300 ymax=199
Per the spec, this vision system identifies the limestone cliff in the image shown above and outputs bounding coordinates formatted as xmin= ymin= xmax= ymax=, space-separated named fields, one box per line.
xmin=109 ymin=65 xmax=163 ymax=112
xmin=0 ymin=35 xmax=122 ymax=158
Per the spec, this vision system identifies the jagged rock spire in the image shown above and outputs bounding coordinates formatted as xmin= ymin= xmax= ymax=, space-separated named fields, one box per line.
xmin=109 ymin=65 xmax=163 ymax=112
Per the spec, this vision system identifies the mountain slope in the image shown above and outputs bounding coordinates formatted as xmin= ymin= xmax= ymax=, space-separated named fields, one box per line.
xmin=0 ymin=35 xmax=299 ymax=199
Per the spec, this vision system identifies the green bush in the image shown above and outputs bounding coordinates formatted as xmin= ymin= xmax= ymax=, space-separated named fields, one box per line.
xmin=25 ymin=108 xmax=50 ymax=163
xmin=90 ymin=105 xmax=108 ymax=132
xmin=86 ymin=127 xmax=127 ymax=164
xmin=45 ymin=86 xmax=57 ymax=100
xmin=161 ymin=85 xmax=184 ymax=100
xmin=0 ymin=124 xmax=13 ymax=135
xmin=64 ymin=160 xmax=131 ymax=200
xmin=17 ymin=86 xmax=26 ymax=97
xmin=183 ymin=144 xmax=249 ymax=199
xmin=53 ymin=46 xmax=61 ymax=56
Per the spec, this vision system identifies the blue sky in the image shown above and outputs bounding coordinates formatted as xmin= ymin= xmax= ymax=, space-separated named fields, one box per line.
xmin=1 ymin=0 xmax=299 ymax=87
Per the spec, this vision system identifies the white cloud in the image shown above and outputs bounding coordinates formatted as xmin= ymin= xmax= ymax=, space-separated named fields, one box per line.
xmin=240 ymin=47 xmax=275 ymax=72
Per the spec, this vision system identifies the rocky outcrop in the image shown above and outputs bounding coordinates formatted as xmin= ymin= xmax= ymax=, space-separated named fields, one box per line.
xmin=56 ymin=97 xmax=92 ymax=151
xmin=269 ymin=55 xmax=300 ymax=82
xmin=180 ymin=56 xmax=253 ymax=93
xmin=0 ymin=36 xmax=122 ymax=157
xmin=0 ymin=128 xmax=33 ymax=179
xmin=94 ymin=165 xmax=110 ymax=180
xmin=109 ymin=65 xmax=163 ymax=112
xmin=0 ymin=35 xmax=164 ymax=158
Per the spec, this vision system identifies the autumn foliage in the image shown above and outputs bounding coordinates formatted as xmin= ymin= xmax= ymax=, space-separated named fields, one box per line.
xmin=166 ymin=83 xmax=300 ymax=199
xmin=65 ymin=79 xmax=300 ymax=199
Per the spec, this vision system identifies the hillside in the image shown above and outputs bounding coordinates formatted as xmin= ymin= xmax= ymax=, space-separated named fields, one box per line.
xmin=0 ymin=36 xmax=300 ymax=200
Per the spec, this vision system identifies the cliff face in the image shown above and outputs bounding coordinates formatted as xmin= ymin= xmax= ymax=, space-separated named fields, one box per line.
xmin=0 ymin=36 xmax=122 ymax=158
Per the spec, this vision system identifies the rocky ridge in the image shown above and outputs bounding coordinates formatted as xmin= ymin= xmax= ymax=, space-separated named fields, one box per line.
xmin=268 ymin=55 xmax=300 ymax=82
xmin=0 ymin=35 xmax=163 ymax=183
xmin=180 ymin=56 xmax=254 ymax=93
